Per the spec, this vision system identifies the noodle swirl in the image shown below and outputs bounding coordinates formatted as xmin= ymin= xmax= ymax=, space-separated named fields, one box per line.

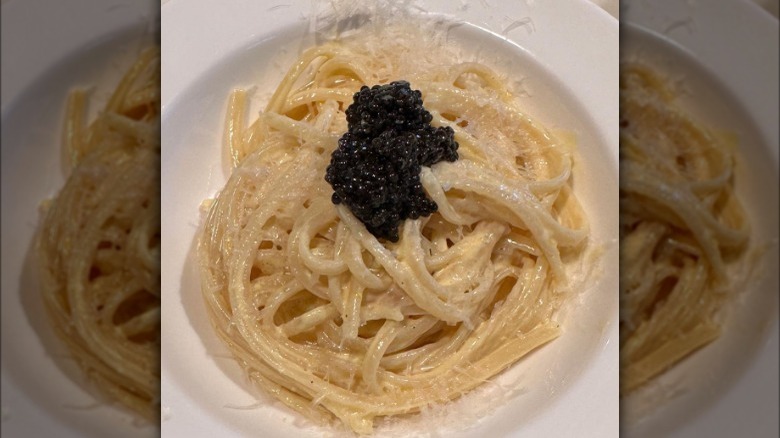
xmin=200 ymin=34 xmax=587 ymax=433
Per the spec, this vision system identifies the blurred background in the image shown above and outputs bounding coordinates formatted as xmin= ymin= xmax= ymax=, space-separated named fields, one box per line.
xmin=2 ymin=1 xmax=159 ymax=437
xmin=619 ymin=0 xmax=778 ymax=437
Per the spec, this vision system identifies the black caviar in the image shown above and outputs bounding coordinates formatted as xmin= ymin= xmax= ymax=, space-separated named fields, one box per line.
xmin=325 ymin=81 xmax=459 ymax=242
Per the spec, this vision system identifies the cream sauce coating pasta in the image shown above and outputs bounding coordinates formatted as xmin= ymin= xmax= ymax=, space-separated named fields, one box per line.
xmin=200 ymin=31 xmax=587 ymax=433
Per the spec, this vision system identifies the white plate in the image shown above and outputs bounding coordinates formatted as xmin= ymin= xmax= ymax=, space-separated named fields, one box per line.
xmin=161 ymin=0 xmax=618 ymax=437
xmin=1 ymin=1 xmax=158 ymax=437
xmin=621 ymin=1 xmax=779 ymax=437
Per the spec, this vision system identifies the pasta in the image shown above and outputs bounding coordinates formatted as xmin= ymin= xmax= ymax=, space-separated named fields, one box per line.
xmin=619 ymin=63 xmax=749 ymax=394
xmin=199 ymin=30 xmax=588 ymax=434
xmin=37 ymin=47 xmax=161 ymax=421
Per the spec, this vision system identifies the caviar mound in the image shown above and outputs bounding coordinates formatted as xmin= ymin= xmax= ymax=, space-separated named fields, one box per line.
xmin=325 ymin=81 xmax=458 ymax=242
xmin=345 ymin=81 xmax=432 ymax=139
